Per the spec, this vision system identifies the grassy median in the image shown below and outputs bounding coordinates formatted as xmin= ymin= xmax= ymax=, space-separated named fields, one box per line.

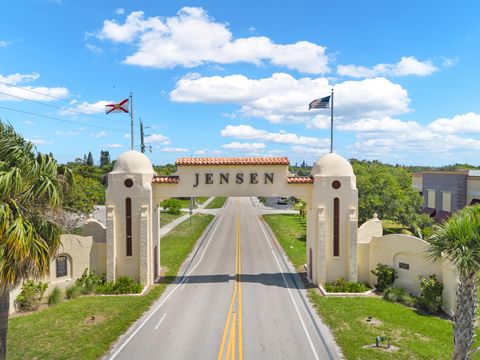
xmin=7 ymin=213 xmax=214 ymax=360
xmin=262 ymin=213 xmax=458 ymax=359
xmin=205 ymin=196 xmax=227 ymax=209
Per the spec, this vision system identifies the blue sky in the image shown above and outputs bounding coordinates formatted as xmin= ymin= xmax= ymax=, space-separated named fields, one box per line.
xmin=1 ymin=0 xmax=479 ymax=166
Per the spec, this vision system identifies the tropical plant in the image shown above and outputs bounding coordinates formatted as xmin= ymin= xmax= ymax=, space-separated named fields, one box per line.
xmin=417 ymin=274 xmax=443 ymax=313
xmin=74 ymin=269 xmax=106 ymax=294
xmin=160 ymin=198 xmax=182 ymax=215
xmin=427 ymin=204 xmax=480 ymax=359
xmin=14 ymin=280 xmax=48 ymax=311
xmin=294 ymin=199 xmax=307 ymax=218
xmin=0 ymin=121 xmax=73 ymax=359
xmin=95 ymin=276 xmax=143 ymax=295
xmin=65 ymin=285 xmax=81 ymax=299
xmin=47 ymin=286 xmax=62 ymax=306
xmin=324 ymin=277 xmax=371 ymax=293
xmin=371 ymin=263 xmax=397 ymax=291
xmin=383 ymin=287 xmax=417 ymax=307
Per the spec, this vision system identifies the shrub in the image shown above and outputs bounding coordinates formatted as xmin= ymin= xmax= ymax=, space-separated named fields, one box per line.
xmin=75 ymin=268 xmax=106 ymax=294
xmin=47 ymin=286 xmax=62 ymax=306
xmin=15 ymin=280 xmax=48 ymax=311
xmin=383 ymin=287 xmax=417 ymax=307
xmin=418 ymin=274 xmax=443 ymax=313
xmin=65 ymin=285 xmax=82 ymax=299
xmin=371 ymin=263 xmax=397 ymax=291
xmin=95 ymin=276 xmax=144 ymax=295
xmin=324 ymin=277 xmax=371 ymax=293
xmin=160 ymin=199 xmax=182 ymax=215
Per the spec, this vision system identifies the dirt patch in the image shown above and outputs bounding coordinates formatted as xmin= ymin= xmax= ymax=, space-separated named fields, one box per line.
xmin=84 ymin=314 xmax=106 ymax=325
xmin=362 ymin=316 xmax=383 ymax=326
xmin=362 ymin=344 xmax=400 ymax=352
xmin=414 ymin=333 xmax=430 ymax=341
xmin=10 ymin=303 xmax=49 ymax=318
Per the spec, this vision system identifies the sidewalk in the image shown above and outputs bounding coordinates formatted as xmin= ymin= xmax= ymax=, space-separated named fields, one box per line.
xmin=160 ymin=197 xmax=216 ymax=236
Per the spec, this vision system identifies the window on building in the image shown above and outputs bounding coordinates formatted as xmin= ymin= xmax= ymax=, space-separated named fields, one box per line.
xmin=126 ymin=198 xmax=132 ymax=256
xmin=56 ymin=256 xmax=68 ymax=277
xmin=333 ymin=197 xmax=339 ymax=257
xmin=442 ymin=192 xmax=452 ymax=212
xmin=427 ymin=189 xmax=436 ymax=208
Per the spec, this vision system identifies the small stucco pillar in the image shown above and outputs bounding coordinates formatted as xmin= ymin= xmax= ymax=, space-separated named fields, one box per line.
xmin=106 ymin=150 xmax=155 ymax=285
xmin=309 ymin=153 xmax=358 ymax=284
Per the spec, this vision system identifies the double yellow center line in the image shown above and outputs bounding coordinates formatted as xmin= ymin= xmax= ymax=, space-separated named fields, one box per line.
xmin=217 ymin=213 xmax=243 ymax=360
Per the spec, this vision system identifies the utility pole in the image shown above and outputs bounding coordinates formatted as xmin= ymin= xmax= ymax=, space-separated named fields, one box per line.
xmin=140 ymin=118 xmax=146 ymax=154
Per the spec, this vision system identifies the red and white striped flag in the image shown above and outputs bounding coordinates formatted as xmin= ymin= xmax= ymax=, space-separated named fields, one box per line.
xmin=105 ymin=98 xmax=129 ymax=114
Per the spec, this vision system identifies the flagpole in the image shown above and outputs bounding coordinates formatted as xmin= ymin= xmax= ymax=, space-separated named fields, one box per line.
xmin=330 ymin=88 xmax=334 ymax=153
xmin=129 ymin=92 xmax=134 ymax=150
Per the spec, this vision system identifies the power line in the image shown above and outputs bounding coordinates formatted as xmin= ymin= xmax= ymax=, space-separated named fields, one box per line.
xmin=0 ymin=79 xmax=113 ymax=115
xmin=0 ymin=105 xmax=125 ymax=133
xmin=0 ymin=89 xmax=121 ymax=124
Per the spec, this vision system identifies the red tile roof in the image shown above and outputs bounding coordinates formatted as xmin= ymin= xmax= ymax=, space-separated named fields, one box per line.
xmin=287 ymin=176 xmax=313 ymax=184
xmin=176 ymin=157 xmax=290 ymax=166
xmin=152 ymin=175 xmax=179 ymax=184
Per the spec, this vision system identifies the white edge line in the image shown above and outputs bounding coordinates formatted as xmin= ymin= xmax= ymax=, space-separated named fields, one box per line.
xmin=108 ymin=214 xmax=224 ymax=359
xmin=258 ymin=219 xmax=320 ymax=360
xmin=154 ymin=313 xmax=167 ymax=330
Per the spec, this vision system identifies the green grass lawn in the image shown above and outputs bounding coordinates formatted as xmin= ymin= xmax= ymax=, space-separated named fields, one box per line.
xmin=159 ymin=210 xmax=186 ymax=227
xmin=205 ymin=196 xmax=227 ymax=209
xmin=309 ymin=292 xmax=452 ymax=359
xmin=7 ymin=213 xmax=214 ymax=360
xmin=262 ymin=214 xmax=306 ymax=270
xmin=175 ymin=197 xmax=210 ymax=209
xmin=262 ymin=213 xmax=471 ymax=359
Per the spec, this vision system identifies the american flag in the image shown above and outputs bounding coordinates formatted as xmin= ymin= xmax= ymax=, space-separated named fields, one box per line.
xmin=308 ymin=96 xmax=331 ymax=110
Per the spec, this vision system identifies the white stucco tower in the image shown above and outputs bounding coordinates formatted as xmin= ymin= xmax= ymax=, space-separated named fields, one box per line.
xmin=105 ymin=150 xmax=157 ymax=286
xmin=306 ymin=153 xmax=358 ymax=285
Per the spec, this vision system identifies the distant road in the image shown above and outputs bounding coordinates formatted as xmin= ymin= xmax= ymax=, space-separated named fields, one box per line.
xmin=106 ymin=197 xmax=342 ymax=360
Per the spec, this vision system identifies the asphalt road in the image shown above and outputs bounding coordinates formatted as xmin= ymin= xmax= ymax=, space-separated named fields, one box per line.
xmin=107 ymin=197 xmax=342 ymax=360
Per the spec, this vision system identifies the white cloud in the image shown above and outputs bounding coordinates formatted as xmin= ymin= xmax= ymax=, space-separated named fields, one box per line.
xmin=24 ymin=120 xmax=35 ymax=126
xmin=145 ymin=133 xmax=170 ymax=144
xmin=85 ymin=43 xmax=103 ymax=54
xmin=97 ymin=7 xmax=329 ymax=73
xmin=115 ymin=8 xmax=125 ymax=15
xmin=427 ymin=112 xmax=480 ymax=134
xmin=194 ymin=149 xmax=223 ymax=155
xmin=27 ymin=139 xmax=53 ymax=145
xmin=221 ymin=124 xmax=328 ymax=147
xmin=0 ymin=72 xmax=69 ymax=101
xmin=0 ymin=40 xmax=13 ymax=48
xmin=337 ymin=117 xmax=423 ymax=133
xmin=58 ymin=100 xmax=111 ymax=116
xmin=161 ymin=147 xmax=189 ymax=153
xmin=337 ymin=56 xmax=438 ymax=78
xmin=103 ymin=143 xmax=124 ymax=148
xmin=222 ymin=142 xmax=266 ymax=151
xmin=91 ymin=131 xmax=107 ymax=138
xmin=124 ymin=133 xmax=131 ymax=138
xmin=291 ymin=146 xmax=329 ymax=157
xmin=171 ymin=73 xmax=410 ymax=124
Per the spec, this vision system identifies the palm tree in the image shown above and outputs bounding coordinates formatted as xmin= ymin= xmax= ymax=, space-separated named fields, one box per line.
xmin=0 ymin=122 xmax=72 ymax=360
xmin=427 ymin=204 xmax=480 ymax=360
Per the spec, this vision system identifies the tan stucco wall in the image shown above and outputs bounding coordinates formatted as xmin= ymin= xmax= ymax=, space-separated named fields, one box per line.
xmin=368 ymin=234 xmax=443 ymax=294
xmin=82 ymin=217 xmax=107 ymax=275
xmin=9 ymin=234 xmax=95 ymax=314
xmin=153 ymin=164 xmax=312 ymax=201
xmin=357 ymin=220 xmax=458 ymax=315
xmin=106 ymin=171 xmax=154 ymax=283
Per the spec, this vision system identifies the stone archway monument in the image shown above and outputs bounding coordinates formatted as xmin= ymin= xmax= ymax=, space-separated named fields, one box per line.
xmin=106 ymin=151 xmax=358 ymax=287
